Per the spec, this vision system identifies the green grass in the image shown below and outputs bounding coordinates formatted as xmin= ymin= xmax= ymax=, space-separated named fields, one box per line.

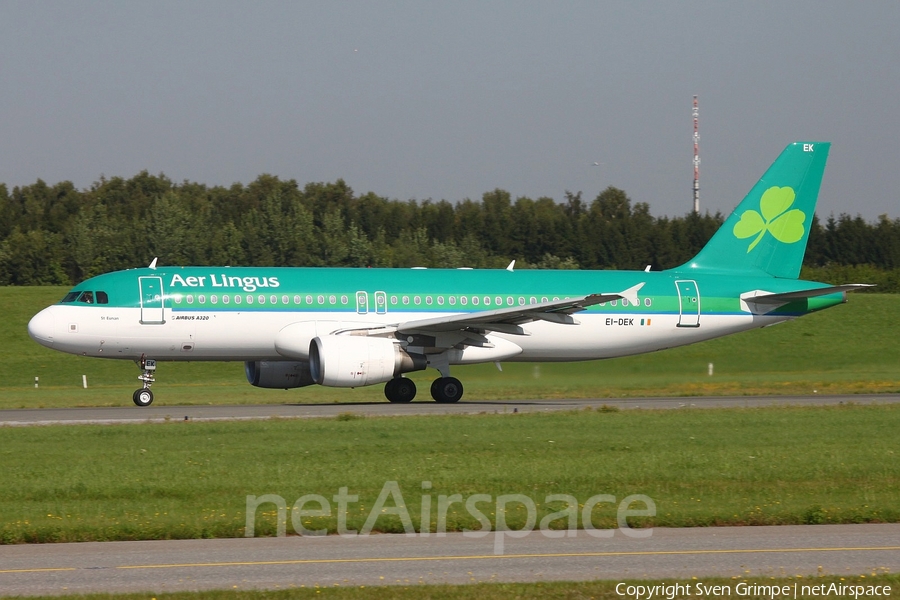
xmin=1 ymin=287 xmax=898 ymax=408
xmin=7 ymin=575 xmax=899 ymax=600
xmin=1 ymin=405 xmax=898 ymax=544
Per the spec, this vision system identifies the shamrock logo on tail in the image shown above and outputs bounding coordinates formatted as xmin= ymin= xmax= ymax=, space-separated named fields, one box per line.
xmin=733 ymin=186 xmax=806 ymax=252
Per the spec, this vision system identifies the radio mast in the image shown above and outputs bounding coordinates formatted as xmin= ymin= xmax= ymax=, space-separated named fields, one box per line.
xmin=692 ymin=95 xmax=700 ymax=214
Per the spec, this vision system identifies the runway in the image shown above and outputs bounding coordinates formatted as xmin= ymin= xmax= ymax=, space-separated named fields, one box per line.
xmin=3 ymin=396 xmax=899 ymax=595
xmin=2 ymin=524 xmax=898 ymax=595
xmin=2 ymin=393 xmax=898 ymax=426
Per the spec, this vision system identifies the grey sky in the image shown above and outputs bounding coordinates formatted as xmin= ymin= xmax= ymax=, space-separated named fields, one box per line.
xmin=1 ymin=1 xmax=897 ymax=220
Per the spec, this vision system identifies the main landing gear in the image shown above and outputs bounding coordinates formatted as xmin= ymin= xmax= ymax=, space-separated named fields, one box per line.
xmin=383 ymin=375 xmax=464 ymax=403
xmin=133 ymin=357 xmax=157 ymax=407
xmin=384 ymin=377 xmax=417 ymax=403
xmin=431 ymin=377 xmax=464 ymax=403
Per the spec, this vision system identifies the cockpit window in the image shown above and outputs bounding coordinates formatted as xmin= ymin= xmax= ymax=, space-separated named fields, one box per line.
xmin=61 ymin=290 xmax=106 ymax=304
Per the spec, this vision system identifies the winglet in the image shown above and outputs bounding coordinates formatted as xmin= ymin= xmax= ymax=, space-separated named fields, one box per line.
xmin=506 ymin=260 xmax=515 ymax=272
xmin=148 ymin=257 xmax=158 ymax=270
xmin=580 ymin=282 xmax=647 ymax=309
xmin=620 ymin=282 xmax=645 ymax=306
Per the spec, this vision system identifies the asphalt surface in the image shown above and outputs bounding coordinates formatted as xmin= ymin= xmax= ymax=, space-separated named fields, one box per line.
xmin=2 ymin=393 xmax=898 ymax=426
xmin=2 ymin=524 xmax=898 ymax=595
xmin=3 ymin=395 xmax=899 ymax=595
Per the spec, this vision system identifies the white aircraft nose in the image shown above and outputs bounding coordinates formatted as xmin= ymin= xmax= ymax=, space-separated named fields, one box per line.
xmin=28 ymin=307 xmax=57 ymax=347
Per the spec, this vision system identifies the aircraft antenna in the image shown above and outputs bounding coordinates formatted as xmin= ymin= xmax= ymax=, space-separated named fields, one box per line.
xmin=692 ymin=95 xmax=700 ymax=214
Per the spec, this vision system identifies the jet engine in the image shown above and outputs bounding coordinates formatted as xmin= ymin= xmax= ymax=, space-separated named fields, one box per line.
xmin=245 ymin=360 xmax=316 ymax=389
xmin=309 ymin=335 xmax=425 ymax=387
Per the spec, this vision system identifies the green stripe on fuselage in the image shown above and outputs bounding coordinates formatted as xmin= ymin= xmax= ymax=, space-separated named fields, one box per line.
xmin=60 ymin=267 xmax=845 ymax=318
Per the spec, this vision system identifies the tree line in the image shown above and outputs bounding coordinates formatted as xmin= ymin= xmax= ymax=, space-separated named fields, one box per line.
xmin=1 ymin=172 xmax=898 ymax=291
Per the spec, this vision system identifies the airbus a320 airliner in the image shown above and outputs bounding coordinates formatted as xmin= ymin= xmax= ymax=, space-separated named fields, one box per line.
xmin=28 ymin=142 xmax=868 ymax=406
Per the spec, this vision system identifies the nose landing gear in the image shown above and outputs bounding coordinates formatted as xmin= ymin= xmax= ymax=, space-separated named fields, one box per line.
xmin=133 ymin=357 xmax=157 ymax=407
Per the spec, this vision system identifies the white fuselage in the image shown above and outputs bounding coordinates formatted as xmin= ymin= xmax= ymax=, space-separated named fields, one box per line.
xmin=29 ymin=303 xmax=786 ymax=364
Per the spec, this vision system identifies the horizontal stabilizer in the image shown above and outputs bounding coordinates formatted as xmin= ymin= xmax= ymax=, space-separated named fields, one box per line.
xmin=747 ymin=284 xmax=874 ymax=304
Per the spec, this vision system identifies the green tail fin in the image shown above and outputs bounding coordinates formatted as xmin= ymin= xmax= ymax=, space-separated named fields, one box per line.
xmin=675 ymin=141 xmax=830 ymax=279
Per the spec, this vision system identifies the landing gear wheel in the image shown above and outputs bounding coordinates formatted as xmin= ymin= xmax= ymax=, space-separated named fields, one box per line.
xmin=384 ymin=377 xmax=416 ymax=403
xmin=431 ymin=377 xmax=463 ymax=403
xmin=134 ymin=357 xmax=157 ymax=407
xmin=133 ymin=388 xmax=154 ymax=407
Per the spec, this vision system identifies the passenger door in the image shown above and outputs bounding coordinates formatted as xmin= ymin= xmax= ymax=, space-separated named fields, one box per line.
xmin=675 ymin=280 xmax=700 ymax=327
xmin=139 ymin=276 xmax=165 ymax=324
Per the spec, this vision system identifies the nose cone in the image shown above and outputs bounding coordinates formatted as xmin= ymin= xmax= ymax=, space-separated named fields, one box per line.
xmin=28 ymin=307 xmax=57 ymax=347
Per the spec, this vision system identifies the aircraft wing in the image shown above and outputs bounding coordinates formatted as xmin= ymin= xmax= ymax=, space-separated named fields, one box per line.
xmin=276 ymin=283 xmax=645 ymax=360
xmin=394 ymin=282 xmax=645 ymax=336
